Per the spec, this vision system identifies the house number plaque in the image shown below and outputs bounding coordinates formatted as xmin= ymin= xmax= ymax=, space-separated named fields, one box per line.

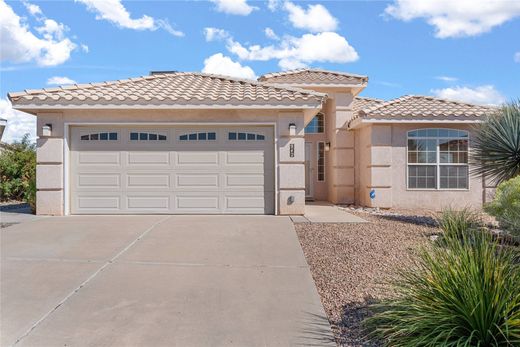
xmin=289 ymin=144 xmax=295 ymax=157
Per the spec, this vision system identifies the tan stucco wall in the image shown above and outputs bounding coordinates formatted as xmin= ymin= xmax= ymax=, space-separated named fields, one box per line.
xmin=35 ymin=108 xmax=308 ymax=215
xmin=303 ymin=90 xmax=357 ymax=204
xmin=354 ymin=123 xmax=486 ymax=210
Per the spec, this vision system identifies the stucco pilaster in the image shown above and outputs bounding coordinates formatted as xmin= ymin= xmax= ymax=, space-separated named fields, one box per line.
xmin=327 ymin=92 xmax=356 ymax=204
xmin=36 ymin=112 xmax=64 ymax=215
xmin=277 ymin=111 xmax=305 ymax=215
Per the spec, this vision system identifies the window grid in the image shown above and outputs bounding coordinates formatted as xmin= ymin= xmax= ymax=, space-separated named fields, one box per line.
xmin=228 ymin=132 xmax=265 ymax=141
xmin=81 ymin=132 xmax=118 ymax=141
xmin=305 ymin=113 xmax=324 ymax=134
xmin=317 ymin=142 xmax=325 ymax=182
xmin=179 ymin=132 xmax=216 ymax=141
xmin=130 ymin=132 xmax=167 ymax=141
xmin=407 ymin=129 xmax=469 ymax=190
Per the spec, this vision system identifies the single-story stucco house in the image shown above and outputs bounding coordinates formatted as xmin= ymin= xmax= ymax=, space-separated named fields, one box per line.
xmin=8 ymin=69 xmax=496 ymax=216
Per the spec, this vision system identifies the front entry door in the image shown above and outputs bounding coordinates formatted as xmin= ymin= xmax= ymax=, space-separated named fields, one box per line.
xmin=305 ymin=142 xmax=314 ymax=199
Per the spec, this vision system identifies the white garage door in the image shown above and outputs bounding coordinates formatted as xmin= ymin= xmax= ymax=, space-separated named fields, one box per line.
xmin=70 ymin=126 xmax=275 ymax=214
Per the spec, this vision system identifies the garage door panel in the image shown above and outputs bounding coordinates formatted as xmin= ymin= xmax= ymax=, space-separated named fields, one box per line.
xmin=76 ymin=196 xmax=121 ymax=210
xmin=176 ymin=152 xmax=219 ymax=166
xmin=225 ymin=151 xmax=264 ymax=165
xmin=225 ymin=174 xmax=264 ymax=188
xmin=127 ymin=174 xmax=170 ymax=188
xmin=175 ymin=174 xmax=219 ymax=188
xmin=127 ymin=196 xmax=170 ymax=210
xmin=127 ymin=152 xmax=170 ymax=166
xmin=175 ymin=193 xmax=220 ymax=212
xmin=77 ymin=152 xmax=121 ymax=165
xmin=71 ymin=126 xmax=275 ymax=214
xmin=77 ymin=174 xmax=121 ymax=188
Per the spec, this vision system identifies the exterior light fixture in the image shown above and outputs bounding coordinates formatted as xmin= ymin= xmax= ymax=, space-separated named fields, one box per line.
xmin=288 ymin=123 xmax=296 ymax=136
xmin=325 ymin=142 xmax=331 ymax=151
xmin=42 ymin=124 xmax=52 ymax=137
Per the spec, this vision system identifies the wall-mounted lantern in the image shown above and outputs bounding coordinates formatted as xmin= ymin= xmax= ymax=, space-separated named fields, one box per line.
xmin=42 ymin=124 xmax=52 ymax=137
xmin=325 ymin=142 xmax=331 ymax=152
xmin=288 ymin=123 xmax=296 ymax=136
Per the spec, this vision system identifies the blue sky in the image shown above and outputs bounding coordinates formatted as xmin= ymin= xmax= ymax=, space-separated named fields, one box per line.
xmin=1 ymin=0 xmax=519 ymax=142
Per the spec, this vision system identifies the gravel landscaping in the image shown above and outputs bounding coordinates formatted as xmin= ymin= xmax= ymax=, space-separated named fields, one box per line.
xmin=294 ymin=210 xmax=439 ymax=346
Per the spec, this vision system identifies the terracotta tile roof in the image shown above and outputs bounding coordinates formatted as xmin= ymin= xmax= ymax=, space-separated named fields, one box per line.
xmin=355 ymin=95 xmax=496 ymax=121
xmin=258 ymin=68 xmax=368 ymax=85
xmin=8 ymin=72 xmax=326 ymax=109
xmin=352 ymin=96 xmax=384 ymax=113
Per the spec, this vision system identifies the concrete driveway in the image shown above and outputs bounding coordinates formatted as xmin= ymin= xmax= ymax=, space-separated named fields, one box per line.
xmin=1 ymin=215 xmax=334 ymax=346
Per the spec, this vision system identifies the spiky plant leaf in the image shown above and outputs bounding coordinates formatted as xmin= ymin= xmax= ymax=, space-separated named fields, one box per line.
xmin=471 ymin=100 xmax=520 ymax=184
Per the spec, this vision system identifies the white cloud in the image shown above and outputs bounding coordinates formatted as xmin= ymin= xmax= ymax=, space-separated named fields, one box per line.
xmin=81 ymin=44 xmax=89 ymax=53
xmin=435 ymin=75 xmax=458 ymax=82
xmin=210 ymin=0 xmax=258 ymax=16
xmin=0 ymin=0 xmax=77 ymax=66
xmin=267 ymin=0 xmax=281 ymax=12
xmin=0 ymin=98 xmax=36 ymax=144
xmin=264 ymin=27 xmax=279 ymax=40
xmin=155 ymin=19 xmax=185 ymax=37
xmin=284 ymin=1 xmax=338 ymax=32
xmin=227 ymin=31 xmax=359 ymax=69
xmin=385 ymin=0 xmax=520 ymax=38
xmin=22 ymin=1 xmax=42 ymax=16
xmin=515 ymin=52 xmax=520 ymax=63
xmin=204 ymin=27 xmax=230 ymax=42
xmin=431 ymin=85 xmax=506 ymax=106
xmin=36 ymin=19 xmax=67 ymax=40
xmin=202 ymin=53 xmax=256 ymax=80
xmin=76 ymin=0 xmax=184 ymax=36
xmin=47 ymin=76 xmax=76 ymax=85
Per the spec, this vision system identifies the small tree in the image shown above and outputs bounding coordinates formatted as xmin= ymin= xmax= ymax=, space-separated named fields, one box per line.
xmin=471 ymin=100 xmax=520 ymax=184
xmin=0 ymin=134 xmax=36 ymax=209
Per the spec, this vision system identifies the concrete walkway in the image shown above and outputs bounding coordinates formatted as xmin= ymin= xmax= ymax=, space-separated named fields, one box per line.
xmin=1 ymin=215 xmax=334 ymax=347
xmin=291 ymin=202 xmax=367 ymax=223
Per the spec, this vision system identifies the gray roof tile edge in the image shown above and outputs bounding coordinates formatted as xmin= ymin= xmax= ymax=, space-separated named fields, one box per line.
xmin=7 ymin=72 xmax=327 ymax=102
xmin=258 ymin=68 xmax=368 ymax=81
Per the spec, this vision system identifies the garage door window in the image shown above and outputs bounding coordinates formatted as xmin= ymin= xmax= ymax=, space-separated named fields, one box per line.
xmin=179 ymin=132 xmax=216 ymax=141
xmin=81 ymin=132 xmax=118 ymax=141
xmin=228 ymin=132 xmax=265 ymax=141
xmin=130 ymin=132 xmax=167 ymax=141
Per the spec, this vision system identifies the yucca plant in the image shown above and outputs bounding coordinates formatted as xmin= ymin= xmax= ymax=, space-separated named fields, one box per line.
xmin=365 ymin=212 xmax=520 ymax=346
xmin=471 ymin=100 xmax=520 ymax=184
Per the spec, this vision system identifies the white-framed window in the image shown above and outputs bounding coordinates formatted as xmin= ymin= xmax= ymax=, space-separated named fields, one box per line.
xmin=179 ymin=132 xmax=216 ymax=141
xmin=81 ymin=132 xmax=118 ymax=141
xmin=305 ymin=113 xmax=324 ymax=134
xmin=407 ymin=128 xmax=469 ymax=190
xmin=317 ymin=142 xmax=325 ymax=181
xmin=130 ymin=132 xmax=167 ymax=141
xmin=228 ymin=132 xmax=265 ymax=141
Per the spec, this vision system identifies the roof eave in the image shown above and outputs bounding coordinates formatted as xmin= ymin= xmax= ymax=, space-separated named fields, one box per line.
xmin=12 ymin=103 xmax=326 ymax=114
xmin=348 ymin=117 xmax=483 ymax=129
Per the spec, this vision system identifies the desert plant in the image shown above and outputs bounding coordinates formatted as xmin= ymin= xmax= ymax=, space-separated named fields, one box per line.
xmin=485 ymin=176 xmax=520 ymax=236
xmin=471 ymin=100 xmax=520 ymax=184
xmin=0 ymin=134 xmax=36 ymax=204
xmin=435 ymin=207 xmax=482 ymax=242
xmin=365 ymin=214 xmax=520 ymax=346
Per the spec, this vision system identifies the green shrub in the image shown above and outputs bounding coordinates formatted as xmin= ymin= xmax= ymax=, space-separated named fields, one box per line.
xmin=436 ymin=207 xmax=482 ymax=243
xmin=365 ymin=214 xmax=520 ymax=346
xmin=0 ymin=134 xmax=36 ymax=207
xmin=485 ymin=176 xmax=520 ymax=236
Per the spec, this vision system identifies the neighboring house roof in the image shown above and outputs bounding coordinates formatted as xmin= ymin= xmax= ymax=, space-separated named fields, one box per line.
xmin=8 ymin=72 xmax=327 ymax=111
xmin=352 ymin=96 xmax=384 ymax=113
xmin=258 ymin=68 xmax=368 ymax=86
xmin=350 ymin=95 xmax=496 ymax=127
